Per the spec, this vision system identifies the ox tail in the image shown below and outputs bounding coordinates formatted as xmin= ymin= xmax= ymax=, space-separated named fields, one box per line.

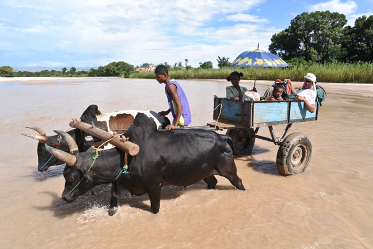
xmin=219 ymin=134 xmax=234 ymax=153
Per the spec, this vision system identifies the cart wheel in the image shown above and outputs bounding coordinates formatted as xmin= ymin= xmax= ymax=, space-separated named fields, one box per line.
xmin=276 ymin=132 xmax=312 ymax=176
xmin=226 ymin=128 xmax=255 ymax=155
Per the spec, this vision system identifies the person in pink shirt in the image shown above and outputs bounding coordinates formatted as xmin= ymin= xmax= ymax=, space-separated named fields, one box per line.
xmin=268 ymin=86 xmax=284 ymax=101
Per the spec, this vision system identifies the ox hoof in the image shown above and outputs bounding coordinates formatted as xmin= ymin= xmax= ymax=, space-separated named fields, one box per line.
xmin=108 ymin=207 xmax=118 ymax=216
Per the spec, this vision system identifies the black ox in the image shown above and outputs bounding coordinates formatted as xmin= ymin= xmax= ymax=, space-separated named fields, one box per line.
xmin=46 ymin=113 xmax=245 ymax=214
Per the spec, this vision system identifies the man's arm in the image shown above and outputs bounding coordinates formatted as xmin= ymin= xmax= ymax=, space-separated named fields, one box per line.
xmin=287 ymin=80 xmax=297 ymax=94
xmin=294 ymin=95 xmax=315 ymax=113
xmin=166 ymin=83 xmax=183 ymax=129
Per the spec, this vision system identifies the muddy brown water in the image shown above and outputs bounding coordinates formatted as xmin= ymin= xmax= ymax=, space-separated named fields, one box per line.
xmin=0 ymin=78 xmax=372 ymax=248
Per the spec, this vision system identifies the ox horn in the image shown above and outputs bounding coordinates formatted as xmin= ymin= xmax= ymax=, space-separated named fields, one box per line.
xmin=22 ymin=133 xmax=47 ymax=143
xmin=45 ymin=144 xmax=76 ymax=166
xmin=53 ymin=130 xmax=78 ymax=153
xmin=25 ymin=127 xmax=46 ymax=136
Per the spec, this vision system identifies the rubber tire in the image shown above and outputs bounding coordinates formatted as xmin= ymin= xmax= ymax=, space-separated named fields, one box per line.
xmin=276 ymin=132 xmax=312 ymax=176
xmin=226 ymin=128 xmax=255 ymax=155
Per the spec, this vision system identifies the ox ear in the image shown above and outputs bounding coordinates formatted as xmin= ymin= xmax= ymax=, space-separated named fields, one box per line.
xmin=79 ymin=166 xmax=93 ymax=183
xmin=85 ymin=174 xmax=93 ymax=183
xmin=75 ymin=161 xmax=93 ymax=183
xmin=51 ymin=143 xmax=63 ymax=148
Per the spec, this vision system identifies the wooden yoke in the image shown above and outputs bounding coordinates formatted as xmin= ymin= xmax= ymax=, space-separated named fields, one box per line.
xmin=69 ymin=118 xmax=140 ymax=156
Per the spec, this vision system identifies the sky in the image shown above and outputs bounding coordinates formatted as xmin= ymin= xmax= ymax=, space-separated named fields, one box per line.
xmin=1 ymin=0 xmax=372 ymax=69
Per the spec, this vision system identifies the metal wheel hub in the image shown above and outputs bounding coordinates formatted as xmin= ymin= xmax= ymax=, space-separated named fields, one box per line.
xmin=291 ymin=145 xmax=306 ymax=168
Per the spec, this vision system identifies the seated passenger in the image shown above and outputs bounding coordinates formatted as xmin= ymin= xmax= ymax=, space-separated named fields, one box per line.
xmin=268 ymin=86 xmax=284 ymax=101
xmin=263 ymin=79 xmax=293 ymax=100
xmin=289 ymin=73 xmax=317 ymax=113
xmin=226 ymin=71 xmax=248 ymax=102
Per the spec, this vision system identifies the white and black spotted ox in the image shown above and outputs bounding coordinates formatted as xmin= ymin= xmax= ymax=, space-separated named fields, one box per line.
xmin=22 ymin=105 xmax=170 ymax=172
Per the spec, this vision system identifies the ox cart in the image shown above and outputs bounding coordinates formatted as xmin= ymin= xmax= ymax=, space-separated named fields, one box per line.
xmin=206 ymin=97 xmax=319 ymax=176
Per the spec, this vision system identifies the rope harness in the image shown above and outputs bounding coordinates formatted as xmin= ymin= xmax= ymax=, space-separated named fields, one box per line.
xmin=65 ymin=134 xmax=129 ymax=198
xmin=39 ymin=136 xmax=62 ymax=171
xmin=115 ymin=152 xmax=129 ymax=180
xmin=213 ymin=103 xmax=223 ymax=131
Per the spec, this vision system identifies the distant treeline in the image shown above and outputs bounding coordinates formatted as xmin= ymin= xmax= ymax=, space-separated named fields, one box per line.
xmin=3 ymin=61 xmax=373 ymax=83
xmin=0 ymin=62 xmax=135 ymax=78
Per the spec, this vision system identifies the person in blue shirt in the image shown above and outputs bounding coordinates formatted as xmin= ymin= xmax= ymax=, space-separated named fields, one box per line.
xmin=155 ymin=65 xmax=192 ymax=129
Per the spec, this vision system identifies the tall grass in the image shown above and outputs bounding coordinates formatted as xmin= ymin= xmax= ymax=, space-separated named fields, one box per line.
xmin=129 ymin=62 xmax=373 ymax=83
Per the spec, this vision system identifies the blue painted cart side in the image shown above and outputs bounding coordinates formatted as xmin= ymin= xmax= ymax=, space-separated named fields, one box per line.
xmin=213 ymin=97 xmax=318 ymax=128
xmin=210 ymin=97 xmax=317 ymax=175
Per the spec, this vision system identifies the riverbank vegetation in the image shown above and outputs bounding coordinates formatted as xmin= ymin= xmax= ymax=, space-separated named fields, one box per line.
xmin=128 ymin=62 xmax=373 ymax=83
xmin=3 ymin=60 xmax=373 ymax=83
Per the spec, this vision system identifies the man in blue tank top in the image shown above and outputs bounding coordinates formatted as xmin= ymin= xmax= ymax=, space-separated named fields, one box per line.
xmin=155 ymin=65 xmax=192 ymax=129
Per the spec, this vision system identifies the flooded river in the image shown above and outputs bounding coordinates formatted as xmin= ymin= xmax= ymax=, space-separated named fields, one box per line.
xmin=0 ymin=78 xmax=372 ymax=248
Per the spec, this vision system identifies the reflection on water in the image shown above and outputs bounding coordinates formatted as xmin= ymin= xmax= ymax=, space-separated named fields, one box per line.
xmin=0 ymin=78 xmax=372 ymax=248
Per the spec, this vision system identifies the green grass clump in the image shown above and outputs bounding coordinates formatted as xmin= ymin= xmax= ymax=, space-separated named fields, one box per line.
xmin=129 ymin=62 xmax=373 ymax=83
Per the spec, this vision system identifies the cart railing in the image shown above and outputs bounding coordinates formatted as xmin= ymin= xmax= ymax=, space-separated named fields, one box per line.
xmin=213 ymin=97 xmax=318 ymax=128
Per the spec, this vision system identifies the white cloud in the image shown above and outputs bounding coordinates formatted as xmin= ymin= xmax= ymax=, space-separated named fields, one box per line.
xmin=33 ymin=61 xmax=67 ymax=67
xmin=209 ymin=23 xmax=262 ymax=39
xmin=21 ymin=25 xmax=61 ymax=33
xmin=2 ymin=0 xmax=275 ymax=67
xmin=226 ymin=14 xmax=269 ymax=23
xmin=6 ymin=0 xmax=53 ymax=10
xmin=307 ymin=0 xmax=357 ymax=15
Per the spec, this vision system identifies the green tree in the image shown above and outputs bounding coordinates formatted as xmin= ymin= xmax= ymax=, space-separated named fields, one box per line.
xmin=286 ymin=56 xmax=308 ymax=66
xmin=341 ymin=15 xmax=373 ymax=63
xmin=269 ymin=11 xmax=347 ymax=63
xmin=185 ymin=59 xmax=188 ymax=67
xmin=0 ymin=66 xmax=15 ymax=77
xmin=199 ymin=61 xmax=213 ymax=69
xmin=69 ymin=67 xmax=77 ymax=74
xmin=105 ymin=61 xmax=135 ymax=77
xmin=88 ymin=68 xmax=99 ymax=77
xmin=97 ymin=66 xmax=106 ymax=76
xmin=217 ymin=56 xmax=231 ymax=68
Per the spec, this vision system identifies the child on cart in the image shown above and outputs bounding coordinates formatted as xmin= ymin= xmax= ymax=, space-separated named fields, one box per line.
xmin=268 ymin=86 xmax=285 ymax=101
xmin=263 ymin=79 xmax=293 ymax=100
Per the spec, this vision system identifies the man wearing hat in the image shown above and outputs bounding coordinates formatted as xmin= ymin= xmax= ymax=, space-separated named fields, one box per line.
xmin=289 ymin=73 xmax=317 ymax=113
